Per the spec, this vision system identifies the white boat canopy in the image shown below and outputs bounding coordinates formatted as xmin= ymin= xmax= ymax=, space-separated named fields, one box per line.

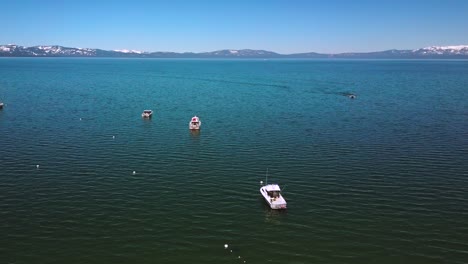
xmin=264 ymin=184 xmax=281 ymax=192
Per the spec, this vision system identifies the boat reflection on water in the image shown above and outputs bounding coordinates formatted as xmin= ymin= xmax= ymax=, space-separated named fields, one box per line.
xmin=260 ymin=198 xmax=287 ymax=224
xmin=190 ymin=129 xmax=201 ymax=137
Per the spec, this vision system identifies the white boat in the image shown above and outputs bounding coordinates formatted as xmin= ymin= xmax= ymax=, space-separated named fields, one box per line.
xmin=260 ymin=170 xmax=287 ymax=209
xmin=189 ymin=116 xmax=201 ymax=130
xmin=260 ymin=184 xmax=287 ymax=209
xmin=141 ymin=110 xmax=153 ymax=118
xmin=0 ymin=102 xmax=3 ymax=109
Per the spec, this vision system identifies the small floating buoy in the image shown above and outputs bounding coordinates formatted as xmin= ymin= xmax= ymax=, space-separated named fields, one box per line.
xmin=132 ymin=171 xmax=136 ymax=175
xmin=230 ymin=250 xmax=232 ymax=252
xmin=260 ymin=180 xmax=263 ymax=185
xmin=224 ymin=244 xmax=228 ymax=249
xmin=112 ymin=135 xmax=115 ymax=139
xmin=36 ymin=165 xmax=39 ymax=169
xmin=80 ymin=118 xmax=82 ymax=121
xmin=238 ymin=256 xmax=241 ymax=259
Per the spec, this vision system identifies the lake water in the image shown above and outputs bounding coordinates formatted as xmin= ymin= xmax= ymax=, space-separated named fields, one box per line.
xmin=0 ymin=58 xmax=467 ymax=264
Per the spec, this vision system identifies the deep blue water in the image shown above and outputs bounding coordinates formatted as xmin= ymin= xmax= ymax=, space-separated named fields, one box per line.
xmin=0 ymin=58 xmax=467 ymax=264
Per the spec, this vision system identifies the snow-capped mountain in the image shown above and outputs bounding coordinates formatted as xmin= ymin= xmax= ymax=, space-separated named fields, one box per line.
xmin=1 ymin=44 xmax=468 ymax=58
xmin=199 ymin=49 xmax=281 ymax=57
xmin=0 ymin=44 xmax=97 ymax=56
xmin=113 ymin=49 xmax=146 ymax=54
xmin=287 ymin=46 xmax=468 ymax=58
xmin=32 ymin=45 xmax=96 ymax=56
xmin=413 ymin=45 xmax=468 ymax=55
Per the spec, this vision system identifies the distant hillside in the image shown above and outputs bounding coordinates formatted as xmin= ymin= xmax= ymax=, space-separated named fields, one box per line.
xmin=1 ymin=44 xmax=467 ymax=58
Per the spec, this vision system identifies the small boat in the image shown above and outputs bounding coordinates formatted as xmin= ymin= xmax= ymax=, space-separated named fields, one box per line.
xmin=260 ymin=184 xmax=287 ymax=210
xmin=189 ymin=116 xmax=201 ymax=130
xmin=260 ymin=170 xmax=287 ymax=209
xmin=141 ymin=110 xmax=153 ymax=118
xmin=0 ymin=102 xmax=3 ymax=109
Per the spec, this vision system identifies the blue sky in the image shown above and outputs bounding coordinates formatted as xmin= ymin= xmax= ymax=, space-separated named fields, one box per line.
xmin=1 ymin=0 xmax=467 ymax=53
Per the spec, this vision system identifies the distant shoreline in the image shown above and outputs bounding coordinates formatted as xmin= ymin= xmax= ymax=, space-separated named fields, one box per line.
xmin=1 ymin=45 xmax=468 ymax=59
xmin=1 ymin=57 xmax=468 ymax=61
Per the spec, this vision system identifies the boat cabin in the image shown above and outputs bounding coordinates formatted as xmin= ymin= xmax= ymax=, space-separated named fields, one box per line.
xmin=268 ymin=191 xmax=281 ymax=198
xmin=264 ymin=184 xmax=282 ymax=198
xmin=191 ymin=116 xmax=200 ymax=124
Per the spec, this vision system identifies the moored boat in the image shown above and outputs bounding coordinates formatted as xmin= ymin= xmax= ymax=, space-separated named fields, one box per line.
xmin=260 ymin=170 xmax=287 ymax=209
xmin=189 ymin=116 xmax=201 ymax=130
xmin=141 ymin=110 xmax=153 ymax=118
xmin=260 ymin=184 xmax=287 ymax=209
xmin=0 ymin=102 xmax=3 ymax=109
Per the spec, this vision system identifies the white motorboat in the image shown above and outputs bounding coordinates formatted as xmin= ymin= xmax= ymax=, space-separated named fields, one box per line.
xmin=142 ymin=110 xmax=153 ymax=118
xmin=189 ymin=116 xmax=201 ymax=130
xmin=260 ymin=170 xmax=286 ymax=209
xmin=260 ymin=184 xmax=287 ymax=209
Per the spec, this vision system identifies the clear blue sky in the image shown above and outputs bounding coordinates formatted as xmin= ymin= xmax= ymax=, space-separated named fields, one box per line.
xmin=1 ymin=0 xmax=467 ymax=54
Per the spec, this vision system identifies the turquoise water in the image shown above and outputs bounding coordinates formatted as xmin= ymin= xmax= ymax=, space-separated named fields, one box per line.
xmin=0 ymin=58 xmax=467 ymax=264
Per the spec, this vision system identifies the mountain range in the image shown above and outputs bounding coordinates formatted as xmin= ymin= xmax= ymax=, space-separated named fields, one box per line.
xmin=1 ymin=44 xmax=468 ymax=59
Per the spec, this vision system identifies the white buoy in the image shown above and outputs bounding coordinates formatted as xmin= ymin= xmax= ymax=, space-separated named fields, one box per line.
xmin=230 ymin=250 xmax=232 ymax=252
xmin=260 ymin=180 xmax=263 ymax=185
xmin=224 ymin=244 xmax=228 ymax=249
xmin=36 ymin=165 xmax=39 ymax=169
xmin=112 ymin=135 xmax=115 ymax=139
xmin=238 ymin=256 xmax=241 ymax=259
xmin=80 ymin=118 xmax=82 ymax=121
xmin=132 ymin=171 xmax=136 ymax=175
